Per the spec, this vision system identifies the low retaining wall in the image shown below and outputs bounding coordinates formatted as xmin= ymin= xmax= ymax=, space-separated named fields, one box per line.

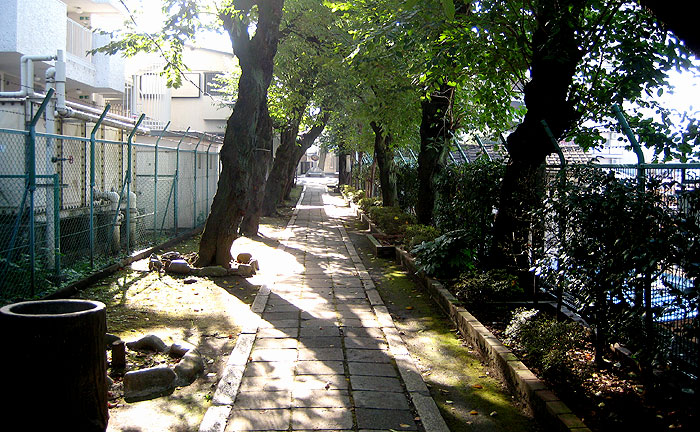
xmin=340 ymin=194 xmax=590 ymax=432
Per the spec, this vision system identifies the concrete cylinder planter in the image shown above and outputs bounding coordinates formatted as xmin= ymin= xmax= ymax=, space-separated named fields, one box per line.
xmin=0 ymin=299 xmax=108 ymax=431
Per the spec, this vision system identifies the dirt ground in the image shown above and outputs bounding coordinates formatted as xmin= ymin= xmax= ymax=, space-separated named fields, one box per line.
xmin=75 ymin=191 xmax=299 ymax=432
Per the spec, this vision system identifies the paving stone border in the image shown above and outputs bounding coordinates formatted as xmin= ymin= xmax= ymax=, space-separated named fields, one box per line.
xmin=343 ymin=194 xmax=591 ymax=432
xmin=201 ymin=185 xmax=452 ymax=432
xmin=199 ymin=188 xmax=306 ymax=432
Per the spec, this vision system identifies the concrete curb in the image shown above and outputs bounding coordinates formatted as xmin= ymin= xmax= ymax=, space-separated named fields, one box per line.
xmin=393 ymin=248 xmax=591 ymax=432
xmin=199 ymin=187 xmax=307 ymax=432
xmin=339 ymin=192 xmax=590 ymax=432
xmin=337 ymin=222 xmax=450 ymax=432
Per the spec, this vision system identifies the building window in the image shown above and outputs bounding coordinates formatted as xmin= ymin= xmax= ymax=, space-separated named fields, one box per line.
xmin=204 ymin=72 xmax=225 ymax=96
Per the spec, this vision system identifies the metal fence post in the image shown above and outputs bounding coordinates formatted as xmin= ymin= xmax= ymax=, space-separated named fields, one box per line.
xmin=612 ymin=104 xmax=645 ymax=186
xmin=206 ymin=140 xmax=212 ymax=215
xmin=540 ymin=120 xmax=566 ymax=168
xmin=154 ymin=121 xmax=170 ymax=244
xmin=89 ymin=104 xmax=110 ymax=268
xmin=174 ymin=128 xmax=188 ymax=233
xmin=455 ymin=140 xmax=468 ymax=163
xmin=53 ymin=173 xmax=61 ymax=279
xmin=193 ymin=134 xmax=203 ymax=228
xmin=126 ymin=114 xmax=145 ymax=253
xmin=27 ymin=89 xmax=54 ymax=294
xmin=474 ymin=135 xmax=493 ymax=162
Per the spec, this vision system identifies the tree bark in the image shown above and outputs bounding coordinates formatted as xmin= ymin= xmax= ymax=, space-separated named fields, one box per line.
xmin=416 ymin=84 xmax=455 ymax=225
xmin=370 ymin=121 xmax=398 ymax=207
xmin=281 ymin=116 xmax=329 ymax=200
xmin=240 ymin=102 xmax=273 ymax=236
xmin=490 ymin=0 xmax=584 ymax=270
xmin=261 ymin=121 xmax=300 ymax=216
xmin=196 ymin=0 xmax=284 ymax=267
xmin=338 ymin=147 xmax=351 ymax=186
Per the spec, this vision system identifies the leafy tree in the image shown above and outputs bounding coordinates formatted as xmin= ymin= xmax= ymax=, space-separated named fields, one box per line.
xmin=96 ymin=0 xmax=285 ymax=266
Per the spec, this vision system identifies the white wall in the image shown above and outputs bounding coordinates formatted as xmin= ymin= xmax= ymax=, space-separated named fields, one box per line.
xmin=4 ymin=0 xmax=67 ymax=56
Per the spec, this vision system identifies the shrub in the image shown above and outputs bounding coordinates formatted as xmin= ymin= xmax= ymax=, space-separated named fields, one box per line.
xmin=358 ymin=197 xmax=381 ymax=213
xmin=395 ymin=161 xmax=419 ymax=213
xmin=348 ymin=189 xmax=366 ymax=203
xmin=368 ymin=206 xmax=416 ymax=235
xmin=434 ymin=159 xmax=505 ymax=262
xmin=505 ymin=308 xmax=587 ymax=378
xmin=451 ymin=269 xmax=522 ymax=307
xmin=403 ymin=224 xmax=440 ymax=249
xmin=412 ymin=229 xmax=475 ymax=279
xmin=341 ymin=184 xmax=356 ymax=196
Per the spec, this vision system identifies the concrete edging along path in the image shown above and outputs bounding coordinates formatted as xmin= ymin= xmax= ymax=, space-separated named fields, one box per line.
xmin=200 ymin=182 xmax=449 ymax=432
xmin=347 ymin=200 xmax=591 ymax=432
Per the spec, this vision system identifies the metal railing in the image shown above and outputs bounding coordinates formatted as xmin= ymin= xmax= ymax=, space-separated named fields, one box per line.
xmin=66 ymin=18 xmax=92 ymax=61
xmin=0 ymin=94 xmax=220 ymax=304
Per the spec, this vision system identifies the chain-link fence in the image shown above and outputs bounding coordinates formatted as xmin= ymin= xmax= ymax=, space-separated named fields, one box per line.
xmin=541 ymin=163 xmax=700 ymax=381
xmin=0 ymin=124 xmax=220 ymax=304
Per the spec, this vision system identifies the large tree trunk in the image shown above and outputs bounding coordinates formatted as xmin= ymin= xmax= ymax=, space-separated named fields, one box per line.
xmin=338 ymin=147 xmax=351 ymax=186
xmin=490 ymin=0 xmax=583 ymax=270
xmin=196 ymin=0 xmax=284 ymax=267
xmin=370 ymin=121 xmax=398 ymax=207
xmin=281 ymin=115 xmax=329 ymax=200
xmin=261 ymin=123 xmax=300 ymax=216
xmin=240 ymin=102 xmax=273 ymax=236
xmin=416 ymin=84 xmax=455 ymax=225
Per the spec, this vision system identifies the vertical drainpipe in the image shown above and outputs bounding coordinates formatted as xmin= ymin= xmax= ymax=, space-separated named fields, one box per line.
xmin=28 ymin=89 xmax=54 ymax=294
xmin=193 ymin=134 xmax=203 ymax=228
xmin=126 ymin=114 xmax=146 ymax=254
xmin=206 ymin=140 xmax=213 ymax=215
xmin=174 ymin=128 xmax=189 ymax=233
xmin=154 ymin=121 xmax=170 ymax=244
xmin=90 ymin=104 xmax=111 ymax=268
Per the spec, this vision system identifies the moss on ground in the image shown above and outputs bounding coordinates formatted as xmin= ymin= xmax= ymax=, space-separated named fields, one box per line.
xmin=346 ymin=223 xmax=541 ymax=432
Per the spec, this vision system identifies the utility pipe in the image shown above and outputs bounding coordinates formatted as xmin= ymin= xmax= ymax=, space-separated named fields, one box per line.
xmin=154 ymin=121 xmax=170 ymax=244
xmin=0 ymin=54 xmax=57 ymax=98
xmin=126 ymin=114 xmax=146 ymax=253
xmin=89 ymin=104 xmax=111 ymax=267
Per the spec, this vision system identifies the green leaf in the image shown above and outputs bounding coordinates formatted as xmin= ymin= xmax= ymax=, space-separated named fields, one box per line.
xmin=441 ymin=0 xmax=455 ymax=20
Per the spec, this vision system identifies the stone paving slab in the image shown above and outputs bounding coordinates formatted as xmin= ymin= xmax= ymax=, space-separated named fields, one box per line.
xmin=295 ymin=360 xmax=345 ymax=375
xmin=233 ymin=391 xmax=293 ymax=409
xmin=352 ymin=390 xmax=411 ymax=410
xmin=200 ymin=183 xmax=448 ymax=432
xmin=355 ymin=408 xmax=417 ymax=431
xmin=292 ymin=389 xmax=352 ymax=408
xmin=292 ymin=408 xmax=354 ymax=430
xmin=350 ymin=375 xmax=404 ymax=392
xmin=226 ymin=408 xmax=291 ymax=431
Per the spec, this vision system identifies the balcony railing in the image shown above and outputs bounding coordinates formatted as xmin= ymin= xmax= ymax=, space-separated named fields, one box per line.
xmin=66 ymin=18 xmax=92 ymax=62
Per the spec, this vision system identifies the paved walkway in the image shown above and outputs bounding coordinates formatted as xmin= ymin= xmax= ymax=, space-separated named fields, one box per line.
xmin=200 ymin=182 xmax=448 ymax=432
